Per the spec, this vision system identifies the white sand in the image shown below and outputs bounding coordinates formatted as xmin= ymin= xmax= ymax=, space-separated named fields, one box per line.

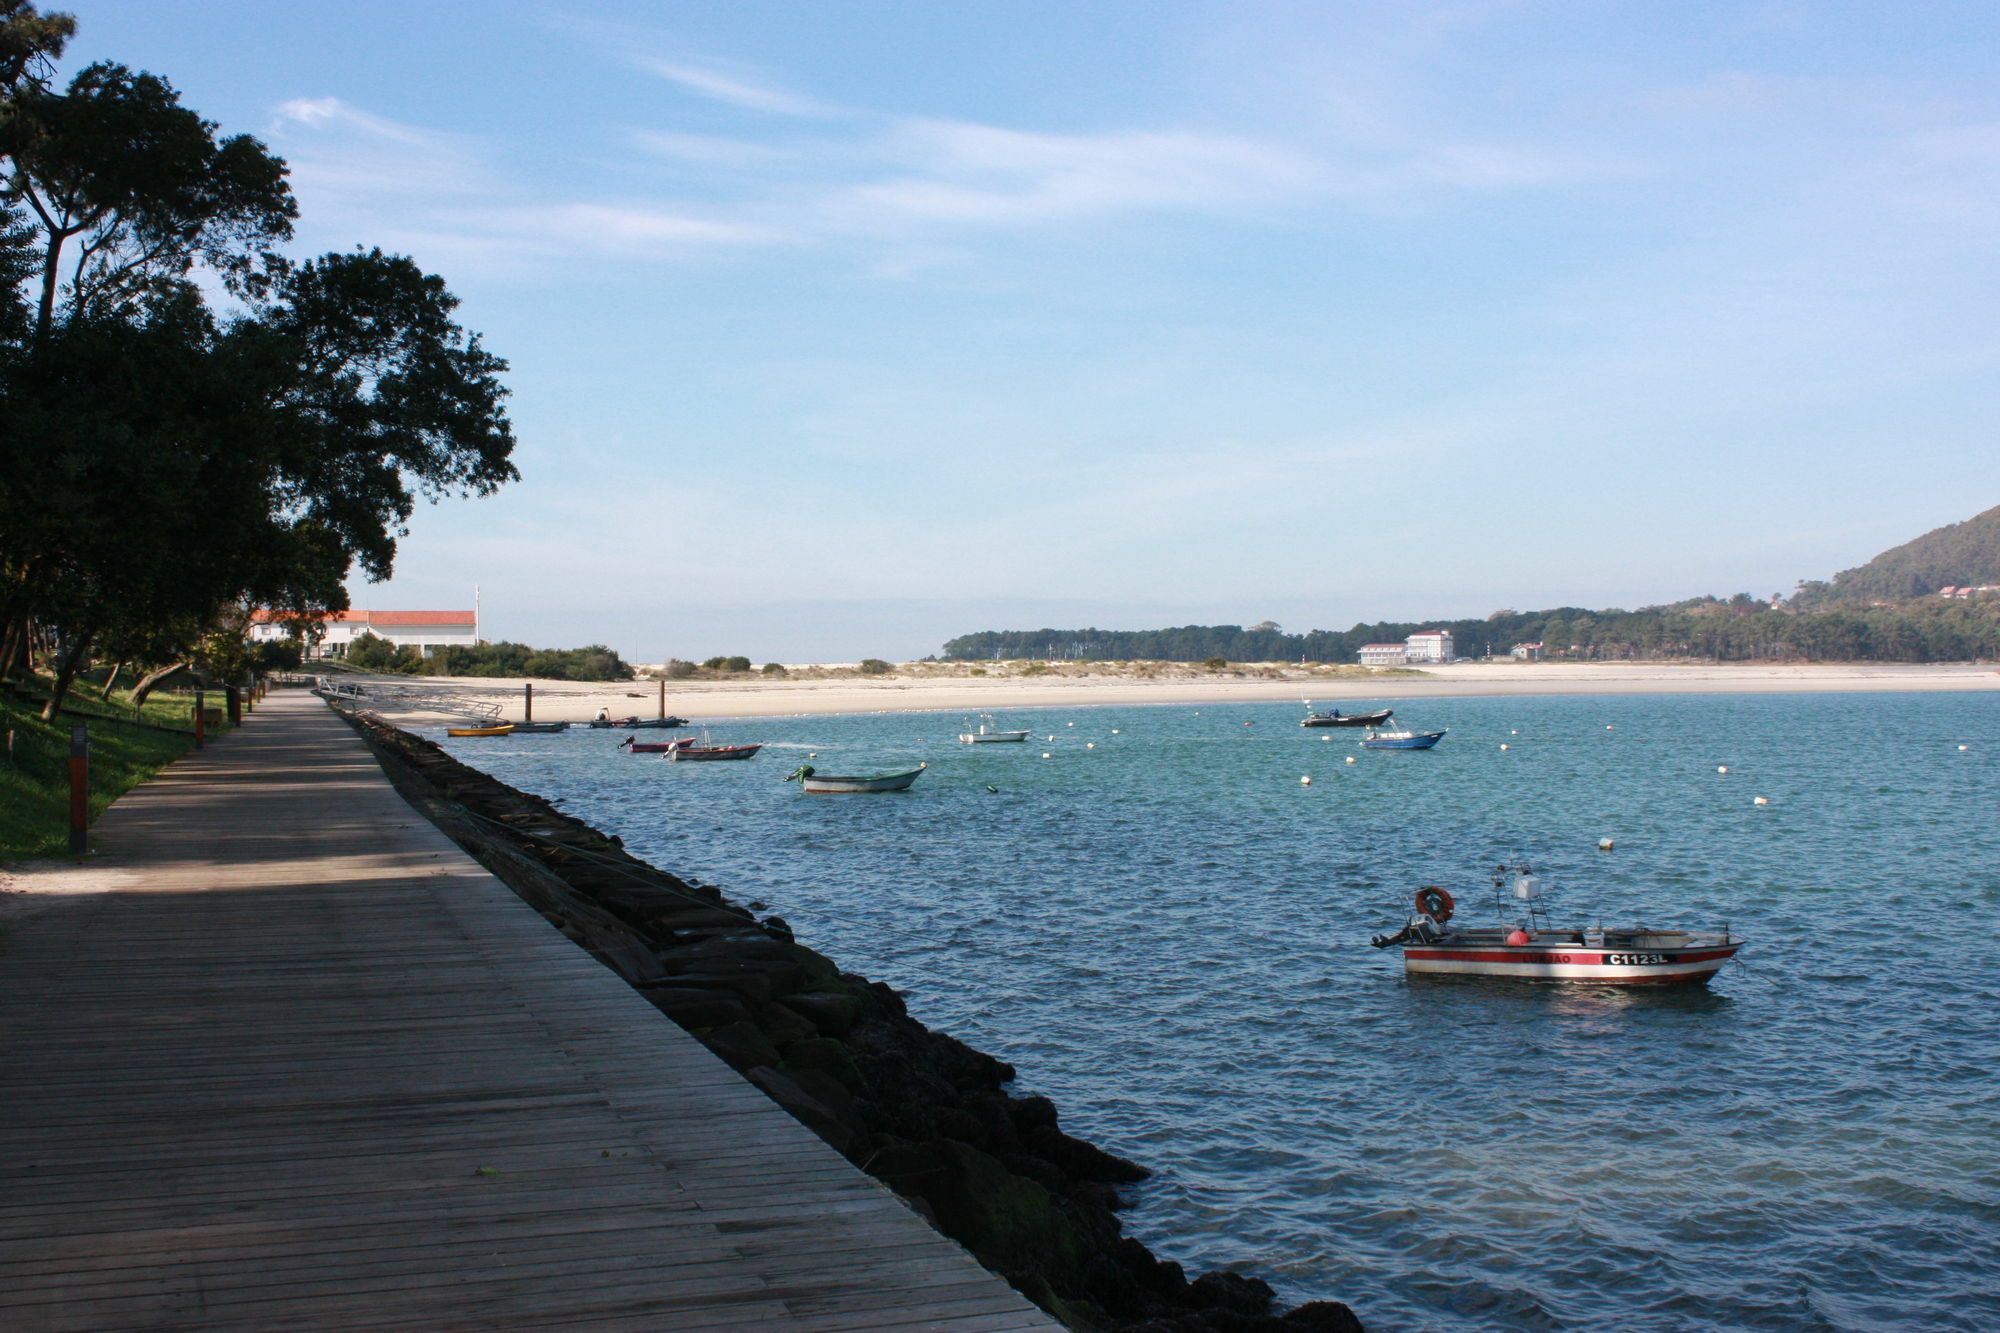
xmin=321 ymin=660 xmax=2000 ymax=726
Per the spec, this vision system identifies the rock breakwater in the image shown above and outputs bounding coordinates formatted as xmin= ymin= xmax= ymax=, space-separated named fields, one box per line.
xmin=345 ymin=708 xmax=1362 ymax=1332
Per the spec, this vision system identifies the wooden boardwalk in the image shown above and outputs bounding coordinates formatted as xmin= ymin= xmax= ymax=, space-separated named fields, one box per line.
xmin=0 ymin=692 xmax=1059 ymax=1332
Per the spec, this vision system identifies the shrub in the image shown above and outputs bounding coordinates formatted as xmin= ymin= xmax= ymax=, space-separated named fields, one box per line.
xmin=761 ymin=662 xmax=787 ymax=676
xmin=722 ymin=655 xmax=751 ymax=673
xmin=969 ymin=667 xmax=986 ymax=676
xmin=858 ymin=658 xmax=894 ymax=675
xmin=1202 ymin=656 xmax=1229 ymax=671
xmin=662 ymin=658 xmax=697 ymax=679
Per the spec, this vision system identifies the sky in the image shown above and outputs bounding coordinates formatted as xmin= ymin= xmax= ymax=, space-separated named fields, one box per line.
xmin=67 ymin=1 xmax=2000 ymax=662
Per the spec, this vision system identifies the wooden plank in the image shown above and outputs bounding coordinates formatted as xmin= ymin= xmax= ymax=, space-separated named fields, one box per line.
xmin=0 ymin=692 xmax=1058 ymax=1331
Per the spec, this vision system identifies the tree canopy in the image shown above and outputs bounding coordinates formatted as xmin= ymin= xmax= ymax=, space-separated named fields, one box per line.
xmin=0 ymin=2 xmax=516 ymax=716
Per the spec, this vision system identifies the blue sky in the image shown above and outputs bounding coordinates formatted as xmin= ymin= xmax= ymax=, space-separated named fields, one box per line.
xmin=71 ymin=1 xmax=2000 ymax=661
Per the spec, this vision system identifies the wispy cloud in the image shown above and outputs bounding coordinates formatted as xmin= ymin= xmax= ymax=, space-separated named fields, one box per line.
xmin=836 ymin=120 xmax=1320 ymax=227
xmin=631 ymin=57 xmax=835 ymax=118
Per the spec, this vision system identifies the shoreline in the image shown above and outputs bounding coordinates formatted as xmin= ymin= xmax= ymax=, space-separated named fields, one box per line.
xmin=332 ymin=661 xmax=2000 ymax=726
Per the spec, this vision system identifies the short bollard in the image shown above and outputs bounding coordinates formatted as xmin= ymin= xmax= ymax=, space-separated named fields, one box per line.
xmin=69 ymin=723 xmax=89 ymax=854
xmin=194 ymin=690 xmax=205 ymax=749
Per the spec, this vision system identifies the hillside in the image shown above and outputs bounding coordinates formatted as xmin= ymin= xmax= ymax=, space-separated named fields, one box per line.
xmin=1792 ymin=504 xmax=2000 ymax=607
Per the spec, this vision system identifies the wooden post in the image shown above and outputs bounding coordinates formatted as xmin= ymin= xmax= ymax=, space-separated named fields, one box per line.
xmin=226 ymin=685 xmax=241 ymax=725
xmin=193 ymin=690 xmax=205 ymax=749
xmin=68 ymin=722 xmax=88 ymax=854
xmin=524 ymin=681 xmax=533 ymax=722
xmin=657 ymin=677 xmax=666 ymax=720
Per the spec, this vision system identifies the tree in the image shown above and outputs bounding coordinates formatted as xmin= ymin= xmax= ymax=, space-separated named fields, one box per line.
xmin=0 ymin=3 xmax=514 ymax=717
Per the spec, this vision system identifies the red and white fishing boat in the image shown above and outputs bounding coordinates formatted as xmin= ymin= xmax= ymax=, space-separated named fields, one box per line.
xmin=1370 ymin=867 xmax=1744 ymax=985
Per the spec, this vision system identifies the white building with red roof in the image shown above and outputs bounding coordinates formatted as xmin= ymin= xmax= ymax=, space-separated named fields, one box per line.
xmin=250 ymin=609 xmax=478 ymax=658
xmin=1404 ymin=629 xmax=1454 ymax=663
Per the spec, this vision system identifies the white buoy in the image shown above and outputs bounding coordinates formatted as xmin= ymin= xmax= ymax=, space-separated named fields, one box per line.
xmin=1048 ymin=735 xmax=1056 ymax=742
xmin=1717 ymin=766 xmax=1728 ymax=774
xmin=808 ymin=752 xmax=817 ymax=758
xmin=1958 ymin=745 xmax=1969 ymax=751
xmin=1111 ymin=729 xmax=1120 ymax=734
xmin=1345 ymin=756 xmax=1356 ymax=765
xmin=1511 ymin=730 xmax=1518 ymax=735
xmin=1042 ymin=752 xmax=1052 ymax=759
xmin=1086 ymin=742 xmax=1095 ymax=749
xmin=1754 ymin=796 xmax=1770 ymax=805
xmin=1606 ymin=725 xmax=1614 ymax=730
xmin=1598 ymin=837 xmax=1615 ymax=851
xmin=1321 ymin=735 xmax=1331 ymax=741
xmin=1300 ymin=776 xmax=1312 ymax=785
xmin=1067 ymin=722 xmax=1075 ymax=727
xmin=1499 ymin=743 xmax=1509 ymax=750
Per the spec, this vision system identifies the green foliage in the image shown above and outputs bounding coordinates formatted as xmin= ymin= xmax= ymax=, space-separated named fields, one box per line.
xmin=0 ymin=672 xmax=222 ymax=858
xmin=0 ymin=3 xmax=514 ymax=716
xmin=701 ymin=655 xmax=751 ymax=672
xmin=1202 ymin=655 xmax=1229 ymax=671
xmin=760 ymin=661 xmax=786 ymax=676
xmin=343 ymin=630 xmax=418 ymax=673
xmin=424 ymin=640 xmax=633 ymax=682
xmin=1791 ymin=504 xmax=2000 ymax=608
xmin=857 ymin=658 xmax=893 ymax=675
xmin=659 ymin=658 xmax=696 ymax=679
xmin=945 ymin=598 xmax=2000 ymax=665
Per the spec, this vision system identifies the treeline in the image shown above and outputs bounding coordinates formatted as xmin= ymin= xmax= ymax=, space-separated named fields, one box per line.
xmin=943 ymin=597 xmax=2000 ymax=665
xmin=345 ymin=634 xmax=631 ymax=682
xmin=1792 ymin=504 xmax=2000 ymax=608
xmin=0 ymin=5 xmax=513 ymax=719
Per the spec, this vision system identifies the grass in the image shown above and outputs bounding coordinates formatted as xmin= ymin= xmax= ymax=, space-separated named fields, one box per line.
xmin=0 ymin=673 xmax=234 ymax=861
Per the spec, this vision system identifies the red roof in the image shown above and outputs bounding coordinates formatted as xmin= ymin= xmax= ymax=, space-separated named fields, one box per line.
xmin=250 ymin=609 xmax=474 ymax=626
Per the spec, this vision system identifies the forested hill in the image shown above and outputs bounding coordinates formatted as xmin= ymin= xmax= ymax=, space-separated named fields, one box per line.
xmin=943 ymin=596 xmax=2000 ymax=665
xmin=1791 ymin=505 xmax=2000 ymax=607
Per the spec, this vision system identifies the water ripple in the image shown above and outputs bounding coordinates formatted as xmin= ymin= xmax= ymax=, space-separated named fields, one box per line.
xmin=447 ymin=691 xmax=2000 ymax=1332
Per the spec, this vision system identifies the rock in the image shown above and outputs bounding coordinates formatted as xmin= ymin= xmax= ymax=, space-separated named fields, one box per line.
xmin=659 ymin=934 xmax=794 ymax=965
xmin=697 ymin=1021 xmax=782 ymax=1072
xmin=1009 ymin=1094 xmax=1061 ymax=1133
xmin=637 ymin=986 xmax=752 ymax=1030
xmin=781 ymin=1036 xmax=861 ymax=1083
xmin=752 ymin=1001 xmax=820 ymax=1047
xmin=1280 ymin=1301 xmax=1364 ymax=1331
xmin=666 ymin=970 xmax=776 ymax=1004
xmin=745 ymin=1066 xmax=857 ymax=1154
xmin=1023 ymin=1124 xmax=1151 ymax=1183
xmin=780 ymin=942 xmax=842 ymax=982
xmin=1188 ymin=1271 xmax=1275 ymax=1316
xmin=777 ymin=989 xmax=863 ymax=1036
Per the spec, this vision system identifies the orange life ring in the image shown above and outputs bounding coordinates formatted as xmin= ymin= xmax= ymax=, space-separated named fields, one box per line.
xmin=1414 ymin=885 xmax=1455 ymax=921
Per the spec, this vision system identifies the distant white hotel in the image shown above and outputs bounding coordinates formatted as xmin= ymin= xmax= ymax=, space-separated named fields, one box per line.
xmin=1404 ymin=629 xmax=1453 ymax=663
xmin=1357 ymin=629 xmax=1455 ymax=667
xmin=1511 ymin=641 xmax=1543 ymax=660
xmin=250 ymin=609 xmax=479 ymax=659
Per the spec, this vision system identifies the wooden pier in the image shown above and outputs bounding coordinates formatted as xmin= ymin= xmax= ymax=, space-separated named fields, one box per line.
xmin=0 ymin=691 xmax=1058 ymax=1332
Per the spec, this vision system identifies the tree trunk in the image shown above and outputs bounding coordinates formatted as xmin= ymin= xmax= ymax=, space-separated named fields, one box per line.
xmin=104 ymin=659 xmax=126 ymax=694
xmin=39 ymin=631 xmax=95 ymax=722
xmin=130 ymin=661 xmax=191 ymax=708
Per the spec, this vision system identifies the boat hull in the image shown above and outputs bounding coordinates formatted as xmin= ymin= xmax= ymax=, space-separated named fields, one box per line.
xmin=589 ymin=716 xmax=689 ymax=729
xmin=799 ymin=768 xmax=924 ymax=792
xmin=624 ymin=738 xmax=695 ymax=753
xmin=670 ymin=744 xmax=762 ymax=761
xmin=507 ymin=721 xmax=570 ymax=733
xmin=446 ymin=725 xmax=512 ymax=737
xmin=1301 ymin=709 xmax=1392 ymax=727
xmin=958 ymin=731 xmax=1029 ymax=743
xmin=1360 ymin=730 xmax=1445 ymax=749
xmin=1401 ymin=942 xmax=1741 ymax=985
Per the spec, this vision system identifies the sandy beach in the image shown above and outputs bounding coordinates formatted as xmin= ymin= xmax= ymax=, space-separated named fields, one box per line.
xmin=324 ymin=660 xmax=2000 ymax=726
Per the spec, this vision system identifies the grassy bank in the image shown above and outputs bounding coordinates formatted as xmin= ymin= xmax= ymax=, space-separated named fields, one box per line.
xmin=0 ymin=677 xmax=230 ymax=860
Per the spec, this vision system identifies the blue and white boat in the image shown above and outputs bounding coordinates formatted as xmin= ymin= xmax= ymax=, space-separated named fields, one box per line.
xmin=1359 ymin=726 xmax=1446 ymax=750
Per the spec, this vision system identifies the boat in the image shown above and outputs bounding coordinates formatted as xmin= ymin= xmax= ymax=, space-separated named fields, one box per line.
xmin=507 ymin=720 xmax=570 ymax=733
xmin=445 ymin=723 xmax=513 ymax=737
xmin=783 ymin=762 xmax=927 ymax=793
xmin=588 ymin=716 xmax=689 ymax=729
xmin=958 ymin=715 xmax=1030 ymax=744
xmin=1300 ymin=706 xmax=1392 ymax=728
xmin=1370 ymin=868 xmax=1744 ymax=985
xmin=1359 ymin=726 xmax=1446 ymax=749
xmin=670 ymin=741 xmax=763 ymax=762
xmin=620 ymin=736 xmax=696 ymax=753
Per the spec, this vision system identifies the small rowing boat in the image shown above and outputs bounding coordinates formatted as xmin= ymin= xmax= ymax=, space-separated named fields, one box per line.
xmin=1300 ymin=706 xmax=1392 ymax=728
xmin=1359 ymin=726 xmax=1446 ymax=749
xmin=958 ymin=715 xmax=1030 ymax=743
xmin=446 ymin=723 xmax=513 ymax=737
xmin=507 ymin=720 xmax=570 ymax=733
xmin=670 ymin=741 xmax=762 ymax=762
xmin=588 ymin=716 xmax=689 ymax=729
xmin=784 ymin=762 xmax=926 ymax=793
xmin=620 ymin=736 xmax=695 ymax=754
xmin=1370 ymin=868 xmax=1744 ymax=985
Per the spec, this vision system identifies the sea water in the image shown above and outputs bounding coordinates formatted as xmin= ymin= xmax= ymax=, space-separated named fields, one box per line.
xmin=444 ymin=691 xmax=2000 ymax=1332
